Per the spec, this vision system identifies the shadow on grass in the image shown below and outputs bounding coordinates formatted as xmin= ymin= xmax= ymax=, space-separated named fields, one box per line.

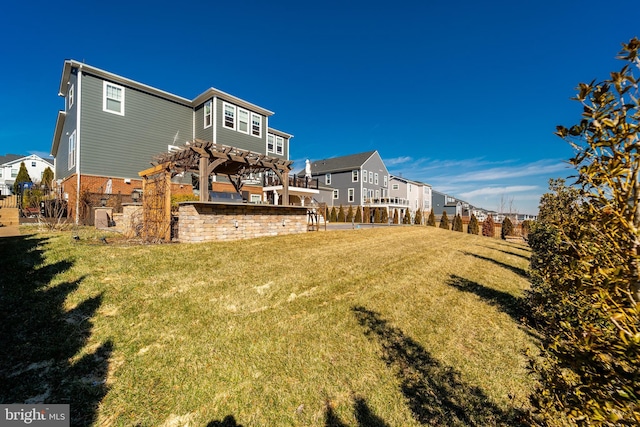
xmin=447 ymin=275 xmax=525 ymax=322
xmin=0 ymin=235 xmax=112 ymax=426
xmin=325 ymin=395 xmax=390 ymax=427
xmin=461 ymin=251 xmax=529 ymax=279
xmin=207 ymin=415 xmax=244 ymax=426
xmin=352 ymin=306 xmax=527 ymax=426
xmin=484 ymin=246 xmax=531 ymax=261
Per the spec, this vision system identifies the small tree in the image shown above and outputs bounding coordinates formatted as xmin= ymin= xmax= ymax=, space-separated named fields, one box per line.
xmin=521 ymin=219 xmax=532 ymax=239
xmin=414 ymin=209 xmax=422 ymax=225
xmin=41 ymin=167 xmax=54 ymax=191
xmin=482 ymin=216 xmax=495 ymax=237
xmin=337 ymin=205 xmax=346 ymax=222
xmin=363 ymin=206 xmax=371 ymax=224
xmin=452 ymin=214 xmax=463 ymax=232
xmin=501 ymin=217 xmax=514 ymax=239
xmin=13 ymin=162 xmax=32 ymax=194
xmin=439 ymin=211 xmax=450 ymax=229
xmin=381 ymin=208 xmax=389 ymax=224
xmin=330 ymin=206 xmax=337 ymax=222
xmin=468 ymin=214 xmax=479 ymax=235
xmin=427 ymin=210 xmax=436 ymax=226
xmin=402 ymin=209 xmax=411 ymax=224
xmin=346 ymin=205 xmax=354 ymax=222
xmin=393 ymin=208 xmax=399 ymax=224
xmin=354 ymin=206 xmax=362 ymax=223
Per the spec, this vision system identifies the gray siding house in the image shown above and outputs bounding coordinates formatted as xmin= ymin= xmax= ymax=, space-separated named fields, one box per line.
xmin=432 ymin=189 xmax=464 ymax=217
xmin=51 ymin=60 xmax=293 ymax=221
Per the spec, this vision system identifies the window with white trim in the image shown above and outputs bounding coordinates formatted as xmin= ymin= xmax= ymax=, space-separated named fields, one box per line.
xmin=333 ymin=189 xmax=339 ymax=199
xmin=275 ymin=136 xmax=284 ymax=155
xmin=250 ymin=194 xmax=262 ymax=203
xmin=251 ymin=113 xmax=261 ymax=137
xmin=374 ymin=173 xmax=379 ymax=185
xmin=238 ymin=108 xmax=249 ymax=134
xmin=68 ymin=84 xmax=74 ymax=110
xmin=363 ymin=169 xmax=367 ymax=182
xmin=369 ymin=171 xmax=373 ymax=184
xmin=325 ymin=173 xmax=331 ymax=185
xmin=392 ymin=184 xmax=399 ymax=190
xmin=11 ymin=169 xmax=18 ymax=178
xmin=267 ymin=134 xmax=274 ymax=152
xmin=383 ymin=175 xmax=388 ymax=187
xmin=68 ymin=130 xmax=76 ymax=169
xmin=375 ymin=189 xmax=380 ymax=199
xmin=204 ymin=101 xmax=212 ymax=128
xmin=362 ymin=188 xmax=367 ymax=203
xmin=352 ymin=170 xmax=358 ymax=182
xmin=31 ymin=162 xmax=36 ymax=167
xmin=348 ymin=188 xmax=354 ymax=203
xmin=223 ymin=103 xmax=236 ymax=129
xmin=103 ymin=82 xmax=124 ymax=115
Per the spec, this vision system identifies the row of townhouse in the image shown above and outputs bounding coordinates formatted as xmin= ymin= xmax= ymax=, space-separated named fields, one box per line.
xmin=46 ymin=60 xmax=534 ymax=223
xmin=299 ymin=150 xmax=490 ymax=221
xmin=0 ymin=154 xmax=53 ymax=196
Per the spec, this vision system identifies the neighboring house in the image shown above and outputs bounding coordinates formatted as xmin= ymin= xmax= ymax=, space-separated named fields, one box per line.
xmin=51 ymin=60 xmax=294 ymax=222
xmin=0 ymin=154 xmax=53 ymax=195
xmin=303 ymin=150 xmax=391 ymax=206
xmin=432 ymin=189 xmax=464 ymax=217
xmin=389 ymin=176 xmax=432 ymax=219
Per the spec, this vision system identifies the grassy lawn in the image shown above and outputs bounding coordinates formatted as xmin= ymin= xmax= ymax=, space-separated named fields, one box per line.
xmin=0 ymin=226 xmax=537 ymax=426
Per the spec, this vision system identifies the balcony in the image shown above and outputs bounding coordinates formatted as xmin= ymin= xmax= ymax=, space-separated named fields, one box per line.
xmin=364 ymin=197 xmax=410 ymax=206
xmin=263 ymin=175 xmax=319 ymax=189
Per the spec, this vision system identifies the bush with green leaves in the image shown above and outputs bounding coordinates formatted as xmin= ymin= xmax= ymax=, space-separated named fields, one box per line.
xmin=439 ymin=211 xmax=450 ymax=230
xmin=337 ymin=205 xmax=346 ymax=222
xmin=381 ymin=208 xmax=389 ymax=224
xmin=330 ymin=206 xmax=337 ymax=222
xmin=482 ymin=216 xmax=495 ymax=237
xmin=13 ymin=162 xmax=32 ymax=194
xmin=427 ymin=210 xmax=436 ymax=226
xmin=501 ymin=217 xmax=514 ymax=239
xmin=402 ymin=209 xmax=411 ymax=224
xmin=42 ymin=167 xmax=54 ymax=190
xmin=354 ymin=206 xmax=362 ymax=223
xmin=468 ymin=214 xmax=479 ymax=235
xmin=346 ymin=205 xmax=354 ymax=222
xmin=452 ymin=214 xmax=463 ymax=232
xmin=527 ymin=39 xmax=640 ymax=425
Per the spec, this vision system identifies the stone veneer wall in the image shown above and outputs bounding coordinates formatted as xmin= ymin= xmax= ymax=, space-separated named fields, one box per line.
xmin=178 ymin=202 xmax=308 ymax=243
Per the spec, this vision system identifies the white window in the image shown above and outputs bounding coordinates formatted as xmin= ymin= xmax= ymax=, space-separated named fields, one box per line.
xmin=251 ymin=113 xmax=262 ymax=137
xmin=333 ymin=189 xmax=339 ymax=199
xmin=267 ymin=134 xmax=274 ymax=152
xmin=223 ymin=102 xmax=236 ymax=129
xmin=31 ymin=161 xmax=36 ymax=167
xmin=363 ymin=170 xmax=367 ymax=182
xmin=392 ymin=184 xmax=399 ymax=190
xmin=238 ymin=108 xmax=249 ymax=134
xmin=352 ymin=170 xmax=358 ymax=182
xmin=68 ymin=84 xmax=74 ymax=110
xmin=68 ymin=130 xmax=76 ymax=169
xmin=369 ymin=171 xmax=373 ymax=184
xmin=374 ymin=173 xmax=379 ymax=185
xmin=103 ymin=82 xmax=124 ymax=115
xmin=204 ymin=101 xmax=212 ymax=128
xmin=348 ymin=188 xmax=354 ymax=203
xmin=362 ymin=188 xmax=367 ymax=203
xmin=409 ymin=184 xmax=412 ymax=192
xmin=250 ymin=194 xmax=262 ymax=203
xmin=375 ymin=189 xmax=380 ymax=199
xmin=383 ymin=175 xmax=388 ymax=187
xmin=325 ymin=173 xmax=331 ymax=185
xmin=0 ymin=170 xmax=2 ymax=178
xmin=11 ymin=169 xmax=18 ymax=177
xmin=275 ymin=136 xmax=284 ymax=155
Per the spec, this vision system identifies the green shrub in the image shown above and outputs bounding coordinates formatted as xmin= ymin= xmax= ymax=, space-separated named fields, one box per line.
xmin=501 ymin=217 xmax=513 ymax=239
xmin=468 ymin=214 xmax=479 ymax=235
xmin=439 ymin=211 xmax=450 ymax=230
xmin=346 ymin=205 xmax=354 ymax=222
xmin=414 ymin=209 xmax=422 ymax=225
xmin=393 ymin=209 xmax=399 ymax=224
xmin=452 ymin=214 xmax=463 ymax=232
xmin=427 ymin=210 xmax=436 ymax=226
xmin=402 ymin=209 xmax=411 ymax=224
xmin=330 ymin=206 xmax=337 ymax=222
xmin=381 ymin=208 xmax=389 ymax=224
xmin=337 ymin=205 xmax=346 ymax=222
xmin=354 ymin=206 xmax=362 ymax=223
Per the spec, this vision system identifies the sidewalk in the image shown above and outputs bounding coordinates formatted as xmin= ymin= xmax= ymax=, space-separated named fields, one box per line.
xmin=0 ymin=225 xmax=21 ymax=237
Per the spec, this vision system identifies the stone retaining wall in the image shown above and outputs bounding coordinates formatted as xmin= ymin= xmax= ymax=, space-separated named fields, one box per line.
xmin=178 ymin=202 xmax=308 ymax=243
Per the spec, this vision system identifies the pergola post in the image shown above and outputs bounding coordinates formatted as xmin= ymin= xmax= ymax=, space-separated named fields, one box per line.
xmin=199 ymin=156 xmax=208 ymax=202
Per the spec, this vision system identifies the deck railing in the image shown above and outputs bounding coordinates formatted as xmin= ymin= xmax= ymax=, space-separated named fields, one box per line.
xmin=263 ymin=175 xmax=319 ymax=189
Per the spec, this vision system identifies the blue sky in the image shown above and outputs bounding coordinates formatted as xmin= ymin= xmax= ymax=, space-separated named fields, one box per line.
xmin=1 ymin=0 xmax=637 ymax=214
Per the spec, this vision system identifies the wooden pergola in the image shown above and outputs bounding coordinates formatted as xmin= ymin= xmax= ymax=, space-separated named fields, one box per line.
xmin=140 ymin=139 xmax=294 ymax=204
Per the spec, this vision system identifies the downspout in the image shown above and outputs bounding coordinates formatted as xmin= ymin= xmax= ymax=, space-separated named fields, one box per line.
xmin=75 ymin=66 xmax=82 ymax=224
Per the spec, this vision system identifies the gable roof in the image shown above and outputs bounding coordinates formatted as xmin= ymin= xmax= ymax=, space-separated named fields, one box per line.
xmin=308 ymin=150 xmax=377 ymax=175
xmin=0 ymin=154 xmax=22 ymax=165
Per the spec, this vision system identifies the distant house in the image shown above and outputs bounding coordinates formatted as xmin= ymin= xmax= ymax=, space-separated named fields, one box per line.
xmin=51 ymin=60 xmax=296 ymax=222
xmin=431 ymin=190 xmax=465 ymax=217
xmin=0 ymin=154 xmax=53 ymax=195
xmin=389 ymin=176 xmax=432 ymax=220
